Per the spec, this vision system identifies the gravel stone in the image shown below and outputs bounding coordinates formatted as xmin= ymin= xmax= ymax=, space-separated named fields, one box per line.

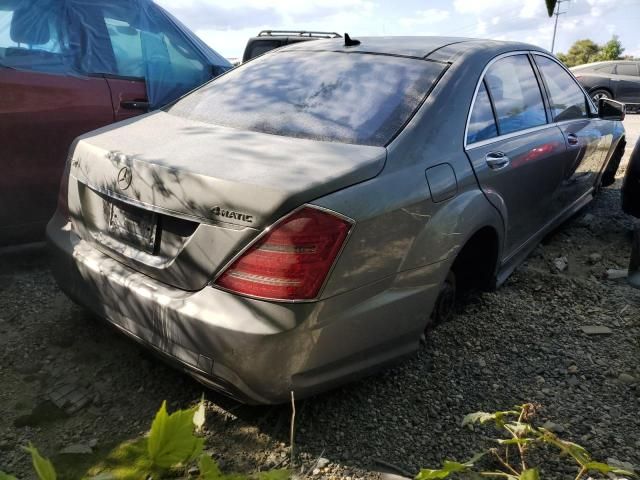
xmin=1 ymin=168 xmax=639 ymax=479
xmin=618 ymin=373 xmax=637 ymax=384
xmin=580 ymin=325 xmax=613 ymax=335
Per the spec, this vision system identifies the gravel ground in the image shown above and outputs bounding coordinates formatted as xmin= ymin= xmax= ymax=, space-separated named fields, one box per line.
xmin=1 ymin=122 xmax=639 ymax=479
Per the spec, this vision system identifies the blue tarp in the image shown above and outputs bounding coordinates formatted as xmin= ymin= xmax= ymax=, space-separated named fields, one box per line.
xmin=0 ymin=0 xmax=231 ymax=108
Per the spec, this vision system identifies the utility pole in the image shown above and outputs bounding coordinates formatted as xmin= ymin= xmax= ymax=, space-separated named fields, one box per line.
xmin=551 ymin=0 xmax=568 ymax=54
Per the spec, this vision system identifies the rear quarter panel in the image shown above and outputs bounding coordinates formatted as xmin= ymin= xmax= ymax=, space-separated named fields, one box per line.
xmin=314 ymin=50 xmax=504 ymax=298
xmin=576 ymin=74 xmax=613 ymax=95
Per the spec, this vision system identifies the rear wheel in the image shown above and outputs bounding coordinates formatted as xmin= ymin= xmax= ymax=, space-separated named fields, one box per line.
xmin=591 ymin=89 xmax=612 ymax=103
xmin=431 ymin=271 xmax=456 ymax=324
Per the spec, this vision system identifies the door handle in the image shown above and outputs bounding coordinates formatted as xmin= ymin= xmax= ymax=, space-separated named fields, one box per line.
xmin=120 ymin=100 xmax=150 ymax=111
xmin=485 ymin=151 xmax=510 ymax=170
xmin=567 ymin=133 xmax=579 ymax=146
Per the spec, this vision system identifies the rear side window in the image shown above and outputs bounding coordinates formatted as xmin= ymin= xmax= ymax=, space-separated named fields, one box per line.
xmin=484 ymin=55 xmax=547 ymax=135
xmin=594 ymin=64 xmax=615 ymax=74
xmin=244 ymin=40 xmax=283 ymax=61
xmin=534 ymin=55 xmax=587 ymax=122
xmin=0 ymin=4 xmax=69 ymax=74
xmin=616 ymin=63 xmax=639 ymax=76
xmin=467 ymin=82 xmax=498 ymax=144
xmin=169 ymin=51 xmax=446 ymax=146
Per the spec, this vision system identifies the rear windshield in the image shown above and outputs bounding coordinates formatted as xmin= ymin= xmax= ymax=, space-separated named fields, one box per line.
xmin=168 ymin=51 xmax=446 ymax=146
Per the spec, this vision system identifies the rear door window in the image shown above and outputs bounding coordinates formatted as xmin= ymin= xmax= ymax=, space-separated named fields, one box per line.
xmin=467 ymin=82 xmax=498 ymax=144
xmin=484 ymin=55 xmax=547 ymax=135
xmin=169 ymin=51 xmax=446 ymax=147
xmin=534 ymin=55 xmax=588 ymax=122
xmin=594 ymin=64 xmax=615 ymax=74
xmin=616 ymin=63 xmax=639 ymax=76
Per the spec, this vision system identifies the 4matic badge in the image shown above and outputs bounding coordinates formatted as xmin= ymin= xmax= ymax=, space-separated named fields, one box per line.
xmin=211 ymin=206 xmax=254 ymax=224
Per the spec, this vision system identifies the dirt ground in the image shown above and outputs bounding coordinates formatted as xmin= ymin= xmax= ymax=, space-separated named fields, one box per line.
xmin=1 ymin=117 xmax=639 ymax=480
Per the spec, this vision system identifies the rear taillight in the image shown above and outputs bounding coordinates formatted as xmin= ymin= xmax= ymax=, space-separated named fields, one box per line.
xmin=215 ymin=206 xmax=352 ymax=301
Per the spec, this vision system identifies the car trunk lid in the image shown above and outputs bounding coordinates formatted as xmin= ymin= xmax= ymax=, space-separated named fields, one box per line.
xmin=67 ymin=111 xmax=385 ymax=291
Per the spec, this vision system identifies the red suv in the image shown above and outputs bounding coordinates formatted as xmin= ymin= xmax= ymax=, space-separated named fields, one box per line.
xmin=0 ymin=0 xmax=230 ymax=245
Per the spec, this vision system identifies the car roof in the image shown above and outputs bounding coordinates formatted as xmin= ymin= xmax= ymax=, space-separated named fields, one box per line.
xmin=277 ymin=36 xmax=550 ymax=63
xmin=574 ymin=60 xmax=639 ymax=69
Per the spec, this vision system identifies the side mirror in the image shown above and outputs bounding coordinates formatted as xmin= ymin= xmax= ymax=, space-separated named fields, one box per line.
xmin=598 ymin=98 xmax=626 ymax=121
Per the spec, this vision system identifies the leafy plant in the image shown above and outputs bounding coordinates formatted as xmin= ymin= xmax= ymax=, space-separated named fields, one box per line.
xmin=416 ymin=404 xmax=637 ymax=480
xmin=8 ymin=400 xmax=289 ymax=480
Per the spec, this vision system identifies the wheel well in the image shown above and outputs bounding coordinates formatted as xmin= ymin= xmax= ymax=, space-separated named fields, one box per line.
xmin=451 ymin=227 xmax=499 ymax=292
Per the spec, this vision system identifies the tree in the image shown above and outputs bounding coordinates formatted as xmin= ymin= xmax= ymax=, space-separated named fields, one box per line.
xmin=597 ymin=35 xmax=625 ymax=61
xmin=557 ymin=39 xmax=600 ymax=67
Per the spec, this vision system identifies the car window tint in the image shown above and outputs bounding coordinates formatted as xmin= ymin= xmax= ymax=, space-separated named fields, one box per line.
xmin=0 ymin=5 xmax=69 ymax=74
xmin=484 ymin=55 xmax=547 ymax=135
xmin=467 ymin=82 xmax=498 ymax=144
xmin=616 ymin=63 xmax=639 ymax=76
xmin=594 ymin=64 xmax=615 ymax=73
xmin=103 ymin=8 xmax=207 ymax=82
xmin=169 ymin=51 xmax=446 ymax=147
xmin=246 ymin=40 xmax=283 ymax=60
xmin=104 ymin=17 xmax=145 ymax=77
xmin=534 ymin=55 xmax=588 ymax=122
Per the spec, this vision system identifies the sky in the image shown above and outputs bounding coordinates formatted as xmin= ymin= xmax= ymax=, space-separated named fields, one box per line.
xmin=156 ymin=0 xmax=640 ymax=61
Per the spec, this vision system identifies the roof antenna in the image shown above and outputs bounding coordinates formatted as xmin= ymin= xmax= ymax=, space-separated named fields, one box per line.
xmin=344 ymin=33 xmax=360 ymax=47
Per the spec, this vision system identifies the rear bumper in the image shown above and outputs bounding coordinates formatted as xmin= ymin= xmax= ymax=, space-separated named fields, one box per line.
xmin=46 ymin=212 xmax=445 ymax=404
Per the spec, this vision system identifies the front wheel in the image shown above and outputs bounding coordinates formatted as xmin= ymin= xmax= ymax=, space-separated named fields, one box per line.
xmin=431 ymin=271 xmax=456 ymax=325
xmin=591 ymin=89 xmax=612 ymax=103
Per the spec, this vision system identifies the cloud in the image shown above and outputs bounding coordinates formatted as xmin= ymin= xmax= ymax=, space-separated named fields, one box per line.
xmin=156 ymin=1 xmax=282 ymax=30
xmin=398 ymin=9 xmax=450 ymax=29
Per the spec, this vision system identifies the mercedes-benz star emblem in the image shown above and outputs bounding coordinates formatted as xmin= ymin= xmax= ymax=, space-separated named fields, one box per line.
xmin=117 ymin=166 xmax=132 ymax=190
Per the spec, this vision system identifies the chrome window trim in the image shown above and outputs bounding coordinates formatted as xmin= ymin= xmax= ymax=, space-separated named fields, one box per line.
xmin=530 ymin=51 xmax=599 ymax=115
xmin=466 ymin=123 xmax=558 ymax=150
xmin=464 ymin=50 xmax=597 ymax=151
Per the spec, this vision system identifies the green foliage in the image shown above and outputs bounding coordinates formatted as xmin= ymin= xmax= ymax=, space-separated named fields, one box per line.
xmin=6 ymin=400 xmax=290 ymax=480
xmin=557 ymin=39 xmax=600 ymax=67
xmin=557 ymin=37 xmax=626 ymax=67
xmin=23 ymin=444 xmax=57 ymax=480
xmin=597 ymin=36 xmax=625 ymax=61
xmin=417 ymin=404 xmax=637 ymax=480
xmin=147 ymin=400 xmax=204 ymax=469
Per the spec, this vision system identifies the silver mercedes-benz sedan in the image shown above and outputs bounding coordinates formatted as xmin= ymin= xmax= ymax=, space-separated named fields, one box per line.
xmin=47 ymin=36 xmax=626 ymax=404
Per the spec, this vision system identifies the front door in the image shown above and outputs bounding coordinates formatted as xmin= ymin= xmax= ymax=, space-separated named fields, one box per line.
xmin=465 ymin=54 xmax=567 ymax=258
xmin=533 ymin=54 xmax=614 ymax=204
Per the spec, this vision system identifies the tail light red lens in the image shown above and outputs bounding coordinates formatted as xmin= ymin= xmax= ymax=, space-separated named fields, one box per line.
xmin=215 ymin=206 xmax=353 ymax=300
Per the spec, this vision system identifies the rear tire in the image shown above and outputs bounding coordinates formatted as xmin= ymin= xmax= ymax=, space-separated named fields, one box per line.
xmin=591 ymin=89 xmax=612 ymax=103
xmin=431 ymin=271 xmax=456 ymax=325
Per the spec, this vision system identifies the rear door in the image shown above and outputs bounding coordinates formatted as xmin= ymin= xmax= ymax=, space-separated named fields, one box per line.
xmin=0 ymin=6 xmax=113 ymax=244
xmin=533 ymin=54 xmax=613 ymax=203
xmin=613 ymin=63 xmax=640 ymax=103
xmin=465 ymin=53 xmax=567 ymax=258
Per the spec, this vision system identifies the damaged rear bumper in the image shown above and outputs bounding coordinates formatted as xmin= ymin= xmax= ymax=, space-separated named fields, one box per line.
xmin=46 ymin=212 xmax=443 ymax=404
